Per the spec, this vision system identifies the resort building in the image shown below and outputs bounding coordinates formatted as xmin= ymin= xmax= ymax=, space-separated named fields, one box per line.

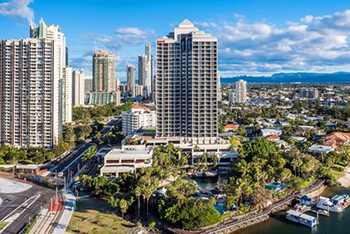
xmin=122 ymin=105 xmax=156 ymax=135
xmin=100 ymin=147 xmax=153 ymax=177
xmin=155 ymin=19 xmax=219 ymax=144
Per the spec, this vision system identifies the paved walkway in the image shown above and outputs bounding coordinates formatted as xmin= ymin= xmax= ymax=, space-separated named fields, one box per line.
xmin=52 ymin=189 xmax=76 ymax=234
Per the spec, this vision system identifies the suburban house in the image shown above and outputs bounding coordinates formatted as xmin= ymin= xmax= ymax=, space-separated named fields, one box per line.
xmin=261 ymin=128 xmax=282 ymax=137
xmin=323 ymin=132 xmax=350 ymax=148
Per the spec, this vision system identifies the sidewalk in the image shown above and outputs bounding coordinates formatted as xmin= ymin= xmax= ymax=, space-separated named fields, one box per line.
xmin=52 ymin=189 xmax=76 ymax=234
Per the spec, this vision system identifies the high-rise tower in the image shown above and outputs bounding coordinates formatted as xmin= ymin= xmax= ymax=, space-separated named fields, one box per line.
xmin=235 ymin=79 xmax=247 ymax=103
xmin=73 ymin=69 xmax=85 ymax=106
xmin=127 ymin=64 xmax=136 ymax=92
xmin=138 ymin=44 xmax=153 ymax=98
xmin=93 ymin=51 xmax=116 ymax=92
xmin=0 ymin=38 xmax=62 ymax=148
xmin=155 ymin=20 xmax=219 ymax=144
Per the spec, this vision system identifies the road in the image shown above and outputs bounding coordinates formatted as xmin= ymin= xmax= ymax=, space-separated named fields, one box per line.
xmin=0 ymin=180 xmax=52 ymax=234
xmin=47 ymin=117 xmax=122 ymax=182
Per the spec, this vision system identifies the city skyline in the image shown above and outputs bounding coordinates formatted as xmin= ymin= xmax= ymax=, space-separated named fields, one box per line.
xmin=1 ymin=0 xmax=350 ymax=79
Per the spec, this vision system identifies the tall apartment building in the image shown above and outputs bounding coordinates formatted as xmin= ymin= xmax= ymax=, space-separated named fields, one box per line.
xmin=122 ymin=105 xmax=156 ymax=135
xmin=132 ymin=84 xmax=144 ymax=97
xmin=300 ymin=88 xmax=319 ymax=99
xmin=235 ymin=79 xmax=247 ymax=103
xmin=127 ymin=64 xmax=135 ymax=92
xmin=84 ymin=78 xmax=92 ymax=94
xmin=73 ymin=69 xmax=85 ymax=106
xmin=228 ymin=89 xmax=235 ymax=103
xmin=30 ymin=18 xmax=72 ymax=126
xmin=0 ymin=39 xmax=62 ymax=148
xmin=93 ymin=51 xmax=115 ymax=92
xmin=62 ymin=67 xmax=73 ymax=123
xmin=156 ymin=20 xmax=219 ymax=144
xmin=30 ymin=18 xmax=66 ymax=74
xmin=138 ymin=44 xmax=153 ymax=98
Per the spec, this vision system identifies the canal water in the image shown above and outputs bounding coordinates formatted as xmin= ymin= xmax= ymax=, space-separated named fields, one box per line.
xmin=237 ymin=187 xmax=350 ymax=234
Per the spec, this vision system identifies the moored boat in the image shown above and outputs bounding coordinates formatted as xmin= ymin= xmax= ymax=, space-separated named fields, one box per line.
xmin=316 ymin=196 xmax=343 ymax=213
xmin=286 ymin=210 xmax=318 ymax=227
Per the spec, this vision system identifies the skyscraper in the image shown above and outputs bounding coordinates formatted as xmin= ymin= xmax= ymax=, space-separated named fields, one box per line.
xmin=127 ymin=64 xmax=135 ymax=92
xmin=0 ymin=38 xmax=62 ymax=148
xmin=85 ymin=78 xmax=93 ymax=94
xmin=31 ymin=18 xmax=69 ymax=126
xmin=156 ymin=20 xmax=219 ymax=144
xmin=93 ymin=51 xmax=116 ymax=92
xmin=30 ymin=18 xmax=66 ymax=80
xmin=62 ymin=67 xmax=73 ymax=123
xmin=235 ymin=79 xmax=247 ymax=103
xmin=138 ymin=55 xmax=147 ymax=86
xmin=73 ymin=69 xmax=85 ymax=106
xmin=138 ymin=44 xmax=153 ymax=98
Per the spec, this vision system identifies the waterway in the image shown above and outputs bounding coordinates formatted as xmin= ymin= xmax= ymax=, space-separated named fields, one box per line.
xmin=237 ymin=187 xmax=350 ymax=234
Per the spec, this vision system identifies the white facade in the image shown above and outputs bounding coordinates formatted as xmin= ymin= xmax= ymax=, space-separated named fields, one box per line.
xmin=156 ymin=19 xmax=219 ymax=144
xmin=261 ymin=128 xmax=283 ymax=137
xmin=132 ymin=84 xmax=144 ymax=97
xmin=122 ymin=106 xmax=156 ymax=135
xmin=62 ymin=67 xmax=73 ymax=123
xmin=100 ymin=148 xmax=153 ymax=177
xmin=73 ymin=69 xmax=85 ymax=106
xmin=235 ymin=79 xmax=247 ymax=103
xmin=0 ymin=39 xmax=62 ymax=148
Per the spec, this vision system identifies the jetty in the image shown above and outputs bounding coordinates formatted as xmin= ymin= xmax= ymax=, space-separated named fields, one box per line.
xmin=199 ymin=179 xmax=324 ymax=234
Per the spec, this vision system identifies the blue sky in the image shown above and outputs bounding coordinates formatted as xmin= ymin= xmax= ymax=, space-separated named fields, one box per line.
xmin=1 ymin=0 xmax=350 ymax=79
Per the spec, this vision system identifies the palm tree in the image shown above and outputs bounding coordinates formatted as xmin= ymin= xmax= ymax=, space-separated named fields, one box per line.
xmin=135 ymin=186 xmax=141 ymax=219
xmin=119 ymin=199 xmax=128 ymax=219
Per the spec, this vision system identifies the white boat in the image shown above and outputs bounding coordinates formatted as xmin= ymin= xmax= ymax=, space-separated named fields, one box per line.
xmin=205 ymin=171 xmax=218 ymax=177
xmin=286 ymin=210 xmax=318 ymax=228
xmin=316 ymin=196 xmax=343 ymax=213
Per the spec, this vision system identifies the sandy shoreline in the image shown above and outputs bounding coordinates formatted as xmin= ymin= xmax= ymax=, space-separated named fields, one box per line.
xmin=338 ymin=166 xmax=350 ymax=188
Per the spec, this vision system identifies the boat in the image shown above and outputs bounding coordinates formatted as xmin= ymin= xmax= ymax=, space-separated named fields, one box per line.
xmin=215 ymin=194 xmax=227 ymax=203
xmin=331 ymin=194 xmax=349 ymax=207
xmin=316 ymin=196 xmax=343 ymax=212
xmin=195 ymin=171 xmax=205 ymax=177
xmin=317 ymin=209 xmax=329 ymax=216
xmin=195 ymin=170 xmax=218 ymax=177
xmin=286 ymin=210 xmax=318 ymax=227
xmin=205 ymin=171 xmax=218 ymax=177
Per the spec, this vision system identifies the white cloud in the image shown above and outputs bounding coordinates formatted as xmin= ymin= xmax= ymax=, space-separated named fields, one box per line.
xmin=115 ymin=27 xmax=144 ymax=35
xmin=0 ymin=0 xmax=34 ymax=24
xmin=196 ymin=9 xmax=350 ymax=77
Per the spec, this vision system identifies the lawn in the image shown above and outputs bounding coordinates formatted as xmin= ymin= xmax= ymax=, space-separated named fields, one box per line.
xmin=0 ymin=222 xmax=8 ymax=231
xmin=67 ymin=197 xmax=135 ymax=234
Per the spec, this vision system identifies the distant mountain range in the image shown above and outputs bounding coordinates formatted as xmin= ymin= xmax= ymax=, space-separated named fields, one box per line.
xmin=220 ymin=72 xmax=350 ymax=83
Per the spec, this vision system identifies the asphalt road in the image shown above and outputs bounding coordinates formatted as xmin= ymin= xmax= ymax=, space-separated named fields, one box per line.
xmin=48 ymin=117 xmax=122 ymax=183
xmin=47 ymin=143 xmax=92 ymax=178
xmin=0 ymin=182 xmax=52 ymax=234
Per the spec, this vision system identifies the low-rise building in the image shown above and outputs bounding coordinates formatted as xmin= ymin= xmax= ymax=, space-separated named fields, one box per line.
xmin=323 ymin=132 xmax=350 ymax=148
xmin=308 ymin=145 xmax=334 ymax=154
xmin=122 ymin=105 xmax=156 ymax=135
xmin=100 ymin=147 xmax=153 ymax=177
xmin=261 ymin=128 xmax=282 ymax=137
xmin=224 ymin=123 xmax=239 ymax=132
